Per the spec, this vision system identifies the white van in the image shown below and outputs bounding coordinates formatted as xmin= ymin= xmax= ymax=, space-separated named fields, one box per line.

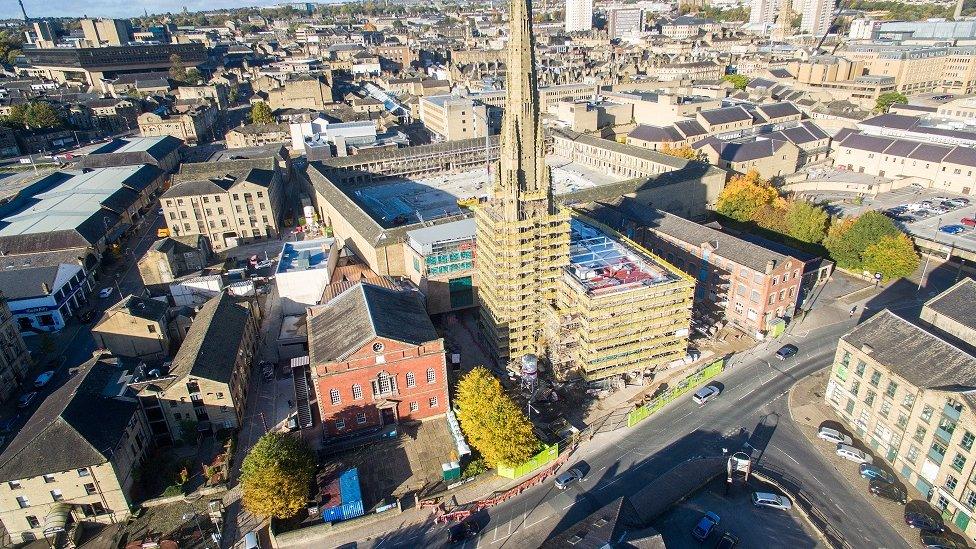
xmin=692 ymin=385 xmax=720 ymax=405
xmin=244 ymin=532 xmax=261 ymax=549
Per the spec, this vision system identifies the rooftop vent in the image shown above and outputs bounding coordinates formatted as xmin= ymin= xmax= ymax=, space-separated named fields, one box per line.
xmin=861 ymin=343 xmax=874 ymax=354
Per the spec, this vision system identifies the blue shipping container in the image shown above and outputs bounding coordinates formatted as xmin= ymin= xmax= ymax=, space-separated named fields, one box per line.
xmin=321 ymin=468 xmax=365 ymax=522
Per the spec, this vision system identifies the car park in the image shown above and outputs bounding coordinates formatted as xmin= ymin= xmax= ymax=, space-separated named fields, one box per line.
xmin=751 ymin=492 xmax=792 ymax=510
xmin=962 ymin=218 xmax=976 ymax=227
xmin=859 ymin=463 xmax=895 ymax=483
xmin=448 ymin=520 xmax=481 ymax=543
xmin=836 ymin=444 xmax=873 ymax=464
xmin=714 ymin=532 xmax=739 ymax=549
xmin=16 ymin=392 xmax=37 ymax=409
xmin=554 ymin=467 xmax=583 ymax=489
xmin=817 ymin=426 xmax=853 ymax=445
xmin=906 ymin=511 xmax=945 ymax=532
xmin=775 ymin=344 xmax=798 ymax=360
xmin=869 ymin=478 xmax=907 ymax=504
xmin=691 ymin=511 xmax=720 ymax=541
xmin=940 ymin=224 xmax=966 ymax=235
xmin=692 ymin=385 xmax=721 ymax=405
xmin=33 ymin=371 xmax=55 ymax=388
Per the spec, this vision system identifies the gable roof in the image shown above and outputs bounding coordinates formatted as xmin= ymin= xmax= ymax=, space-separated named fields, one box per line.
xmin=698 ymin=106 xmax=752 ymax=126
xmin=169 ymin=294 xmax=252 ymax=383
xmin=0 ymin=355 xmax=140 ymax=482
xmin=924 ymin=277 xmax=976 ymax=333
xmin=309 ymin=282 xmax=438 ymax=364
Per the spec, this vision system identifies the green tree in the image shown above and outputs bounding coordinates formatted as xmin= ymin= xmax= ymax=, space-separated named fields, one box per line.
xmin=823 ymin=211 xmax=901 ymax=269
xmin=240 ymin=433 xmax=315 ymax=519
xmin=784 ymin=201 xmax=829 ymax=244
xmin=169 ymin=54 xmax=187 ymax=82
xmin=250 ymin=101 xmax=275 ymax=124
xmin=16 ymin=102 xmax=63 ymax=129
xmin=455 ymin=367 xmax=539 ymax=468
xmin=715 ymin=170 xmax=779 ymax=222
xmin=752 ymin=203 xmax=789 ymax=233
xmin=185 ymin=67 xmax=203 ymax=84
xmin=722 ymin=74 xmax=750 ymax=91
xmin=862 ymin=233 xmax=920 ymax=280
xmin=874 ymin=91 xmax=908 ymax=113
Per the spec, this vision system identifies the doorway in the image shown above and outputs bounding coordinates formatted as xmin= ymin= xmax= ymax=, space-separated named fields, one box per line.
xmin=381 ymin=408 xmax=396 ymax=426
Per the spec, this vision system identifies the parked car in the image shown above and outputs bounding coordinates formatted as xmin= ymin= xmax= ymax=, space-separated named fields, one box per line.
xmin=961 ymin=217 xmax=976 ymax=227
xmin=691 ymin=511 xmax=721 ymax=541
xmin=906 ymin=511 xmax=945 ymax=532
xmin=836 ymin=443 xmax=873 ymax=464
xmin=554 ymin=467 xmax=583 ymax=489
xmin=949 ymin=197 xmax=971 ymax=205
xmin=692 ymin=385 xmax=721 ymax=405
xmin=940 ymin=224 xmax=966 ymax=235
xmin=921 ymin=532 xmax=967 ymax=548
xmin=448 ymin=520 xmax=481 ymax=543
xmin=751 ymin=492 xmax=792 ymax=510
xmin=859 ymin=463 xmax=895 ymax=483
xmin=16 ymin=392 xmax=37 ymax=409
xmin=817 ymin=426 xmax=853 ymax=445
xmin=775 ymin=344 xmax=798 ymax=360
xmin=33 ymin=370 xmax=55 ymax=388
xmin=98 ymin=287 xmax=114 ymax=298
xmin=714 ymin=532 xmax=739 ymax=549
xmin=869 ymin=478 xmax=907 ymax=504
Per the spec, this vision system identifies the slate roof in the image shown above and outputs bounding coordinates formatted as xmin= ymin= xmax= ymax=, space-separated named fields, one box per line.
xmin=698 ymin=106 xmax=752 ymax=126
xmin=79 ymin=136 xmax=183 ymax=169
xmin=842 ymin=310 xmax=976 ymax=398
xmin=0 ymin=355 xmax=140 ymax=482
xmin=168 ymin=294 xmax=252 ymax=384
xmin=576 ymin=197 xmax=799 ymax=273
xmin=540 ymin=497 xmax=657 ymax=549
xmin=0 ymin=264 xmax=63 ymax=300
xmin=942 ymin=146 xmax=976 ymax=168
xmin=756 ymin=101 xmax=802 ymax=121
xmin=838 ymin=130 xmax=976 ymax=166
xmin=308 ymin=282 xmax=438 ymax=364
xmin=673 ymin=119 xmax=708 ymax=138
xmin=839 ymin=133 xmax=895 ymax=153
xmin=924 ymin=277 xmax=976 ymax=332
xmin=628 ymin=124 xmax=683 ymax=143
xmin=698 ymin=136 xmax=791 ymax=162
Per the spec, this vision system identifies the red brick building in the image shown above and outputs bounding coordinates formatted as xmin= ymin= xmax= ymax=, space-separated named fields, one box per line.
xmin=307 ymin=282 xmax=449 ymax=437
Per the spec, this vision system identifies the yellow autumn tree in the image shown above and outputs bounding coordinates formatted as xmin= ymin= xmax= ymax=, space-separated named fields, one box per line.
xmin=241 ymin=433 xmax=316 ymax=519
xmin=715 ymin=169 xmax=779 ymax=222
xmin=660 ymin=143 xmax=708 ymax=162
xmin=455 ymin=367 xmax=540 ymax=468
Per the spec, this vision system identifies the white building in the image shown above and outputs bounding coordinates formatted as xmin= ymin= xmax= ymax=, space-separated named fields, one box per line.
xmin=274 ymin=238 xmax=339 ymax=315
xmin=607 ymin=7 xmax=644 ymax=40
xmin=565 ymin=0 xmax=594 ymax=33
xmin=290 ymin=117 xmax=378 ymax=155
xmin=848 ymin=18 xmax=882 ymax=40
xmin=801 ymin=0 xmax=832 ymax=37
xmin=749 ymin=0 xmax=778 ymax=29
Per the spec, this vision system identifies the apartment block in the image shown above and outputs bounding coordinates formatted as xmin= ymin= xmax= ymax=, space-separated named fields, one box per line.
xmin=138 ymin=102 xmax=217 ymax=144
xmin=824 ymin=296 xmax=976 ymax=538
xmin=80 ymin=18 xmax=133 ymax=47
xmin=0 ymin=354 xmax=151 ymax=544
xmin=419 ymin=95 xmax=491 ymax=141
xmin=266 ymin=76 xmax=334 ymax=111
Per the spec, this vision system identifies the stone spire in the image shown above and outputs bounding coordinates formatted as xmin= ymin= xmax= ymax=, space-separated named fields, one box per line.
xmin=494 ymin=0 xmax=551 ymax=215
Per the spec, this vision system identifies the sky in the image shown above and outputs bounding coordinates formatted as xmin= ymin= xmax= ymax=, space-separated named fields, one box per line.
xmin=3 ymin=0 xmax=343 ymax=20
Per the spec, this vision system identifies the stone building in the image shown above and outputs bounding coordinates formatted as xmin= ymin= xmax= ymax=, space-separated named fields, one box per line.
xmin=307 ymin=283 xmax=449 ymax=437
xmin=0 ymin=354 xmax=151 ymax=544
xmin=267 ymin=76 xmax=333 ymax=111
xmin=225 ymin=123 xmax=289 ymax=149
xmin=137 ymin=235 xmax=213 ymax=286
xmin=92 ymin=295 xmax=171 ymax=360
xmin=138 ymin=102 xmax=217 ymax=144
xmin=0 ymin=294 xmax=30 ymax=403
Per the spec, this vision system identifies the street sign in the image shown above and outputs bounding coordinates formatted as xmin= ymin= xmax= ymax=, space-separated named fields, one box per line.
xmin=874 ymin=272 xmax=882 ymax=280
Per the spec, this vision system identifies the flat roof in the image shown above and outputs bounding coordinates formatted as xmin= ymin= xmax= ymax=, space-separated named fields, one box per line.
xmin=406 ymin=218 xmax=476 ymax=254
xmin=567 ymin=218 xmax=674 ymax=296
xmin=277 ymin=238 xmax=334 ymax=273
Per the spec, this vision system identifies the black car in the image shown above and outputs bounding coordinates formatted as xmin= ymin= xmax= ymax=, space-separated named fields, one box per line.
xmin=715 ymin=532 xmax=739 ymax=549
xmin=921 ymin=532 xmax=967 ymax=548
xmin=905 ymin=511 xmax=945 ymax=532
xmin=775 ymin=344 xmax=799 ymax=360
xmin=448 ymin=520 xmax=481 ymax=543
xmin=869 ymin=478 xmax=907 ymax=504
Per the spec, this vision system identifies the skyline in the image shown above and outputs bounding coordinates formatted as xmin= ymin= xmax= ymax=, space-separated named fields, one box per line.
xmin=2 ymin=0 xmax=352 ymax=21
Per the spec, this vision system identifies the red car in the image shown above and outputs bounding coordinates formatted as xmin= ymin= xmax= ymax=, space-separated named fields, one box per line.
xmin=962 ymin=217 xmax=976 ymax=227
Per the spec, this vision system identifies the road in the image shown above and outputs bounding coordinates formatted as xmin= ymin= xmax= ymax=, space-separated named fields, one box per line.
xmin=364 ymin=315 xmax=909 ymax=549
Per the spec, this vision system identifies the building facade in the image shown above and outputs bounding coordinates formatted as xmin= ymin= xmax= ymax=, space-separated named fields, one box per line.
xmin=0 ymin=294 xmax=30 ymax=403
xmin=92 ymin=295 xmax=171 ymax=360
xmin=565 ymin=0 xmax=594 ymax=33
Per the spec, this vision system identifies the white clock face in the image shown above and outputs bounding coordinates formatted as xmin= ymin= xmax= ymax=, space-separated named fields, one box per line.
xmin=372 ymin=342 xmax=385 ymax=353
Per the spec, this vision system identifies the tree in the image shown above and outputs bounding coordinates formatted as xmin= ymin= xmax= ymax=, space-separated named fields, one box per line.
xmin=240 ymin=433 xmax=315 ymax=519
xmin=715 ymin=170 xmax=779 ymax=222
xmin=660 ymin=143 xmax=707 ymax=162
xmin=784 ymin=200 xmax=829 ymax=244
xmin=9 ymin=102 xmax=63 ymax=130
xmin=862 ymin=233 xmax=920 ymax=280
xmin=823 ymin=211 xmax=901 ymax=270
xmin=874 ymin=91 xmax=908 ymax=113
xmin=455 ymin=367 xmax=539 ymax=468
xmin=250 ymin=101 xmax=275 ymax=124
xmin=722 ymin=74 xmax=750 ymax=91
xmin=185 ymin=67 xmax=203 ymax=84
xmin=169 ymin=54 xmax=187 ymax=82
xmin=752 ymin=202 xmax=789 ymax=233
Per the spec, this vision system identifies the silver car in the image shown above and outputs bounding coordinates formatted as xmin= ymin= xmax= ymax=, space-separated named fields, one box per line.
xmin=554 ymin=467 xmax=583 ymax=489
xmin=752 ymin=492 xmax=792 ymax=510
xmin=817 ymin=426 xmax=853 ymax=446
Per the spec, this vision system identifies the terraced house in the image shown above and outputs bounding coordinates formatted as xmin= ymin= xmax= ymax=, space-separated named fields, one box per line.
xmin=825 ymin=279 xmax=976 ymax=537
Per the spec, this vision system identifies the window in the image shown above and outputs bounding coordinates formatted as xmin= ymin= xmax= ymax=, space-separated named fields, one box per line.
xmin=932 ymin=441 xmax=948 ymax=462
xmin=946 ymin=474 xmax=959 ymax=491
xmin=963 ymin=431 xmax=975 ymax=451
xmin=77 ymin=468 xmax=90 ymax=477
xmin=42 ymin=474 xmax=54 ymax=483
xmin=148 ymin=325 xmax=156 ymax=334
xmin=938 ymin=495 xmax=950 ymax=511
xmin=26 ymin=516 xmax=39 ymax=529
xmin=50 ymin=490 xmax=63 ymax=502
xmin=16 ymin=496 xmax=28 ymax=509
xmin=880 ymin=399 xmax=891 ymax=418
xmin=903 ymin=393 xmax=916 ymax=409
xmin=372 ymin=373 xmax=397 ymax=396
xmin=865 ymin=391 xmax=876 ymax=406
xmin=8 ymin=481 xmax=20 ymax=489
xmin=921 ymin=405 xmax=935 ymax=423
xmin=329 ymin=388 xmax=340 ymax=405
xmin=426 ymin=368 xmax=436 ymax=384
xmin=352 ymin=384 xmax=363 ymax=400
xmin=406 ymin=372 xmax=416 ymax=388
xmin=335 ymin=418 xmax=345 ymax=430
xmin=356 ymin=412 xmax=367 ymax=424
xmin=429 ymin=397 xmax=439 ymax=408
xmin=409 ymin=401 xmax=419 ymax=412
xmin=897 ymin=413 xmax=909 ymax=430
xmin=768 ymin=294 xmax=775 ymax=305
xmin=869 ymin=370 xmax=882 ymax=387
xmin=850 ymin=380 xmax=860 ymax=396
xmin=845 ymin=399 xmax=855 ymax=414
xmin=915 ymin=426 xmax=927 ymax=443
xmin=841 ymin=351 xmax=852 ymax=366
xmin=749 ymin=289 xmax=760 ymax=303
xmin=885 ymin=381 xmax=898 ymax=398
xmin=953 ymin=453 xmax=967 ymax=472
xmin=84 ymin=483 xmax=96 ymax=495
xmin=855 ymin=360 xmax=866 ymax=376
